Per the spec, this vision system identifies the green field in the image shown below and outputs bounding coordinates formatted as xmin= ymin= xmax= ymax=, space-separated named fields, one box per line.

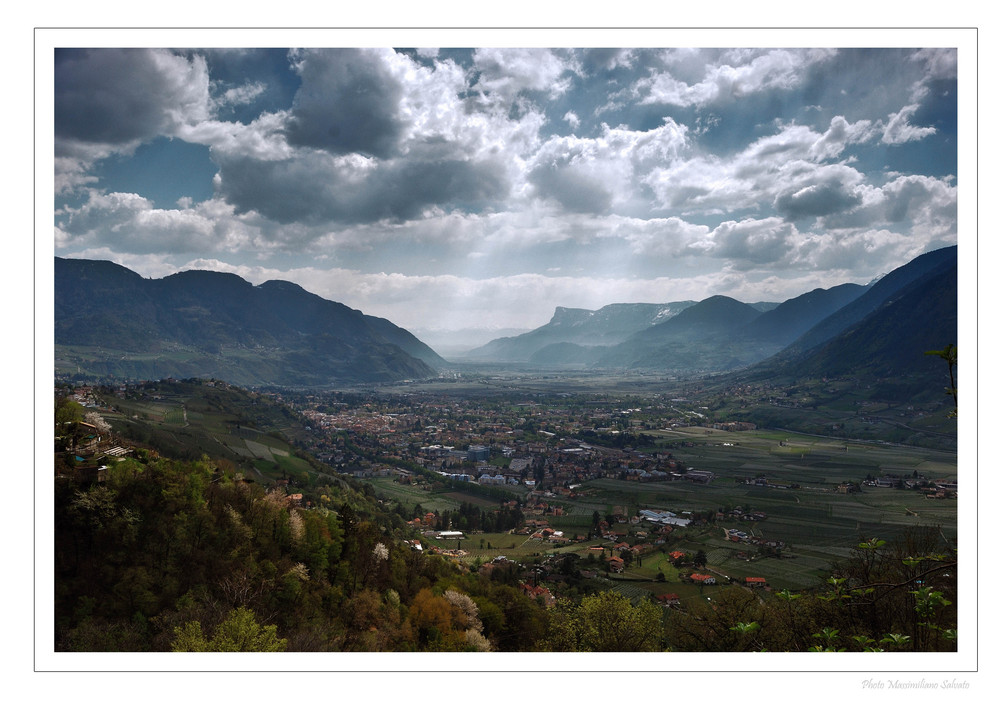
xmin=91 ymin=380 xmax=958 ymax=598
xmin=366 ymin=477 xmax=473 ymax=513
xmin=506 ymin=426 xmax=958 ymax=592
xmin=98 ymin=381 xmax=319 ymax=485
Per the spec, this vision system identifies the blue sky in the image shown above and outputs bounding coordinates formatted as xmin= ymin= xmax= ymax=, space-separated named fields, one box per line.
xmin=52 ymin=39 xmax=963 ymax=349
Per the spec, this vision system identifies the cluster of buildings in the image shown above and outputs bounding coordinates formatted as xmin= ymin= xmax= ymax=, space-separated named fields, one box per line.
xmin=639 ymin=509 xmax=692 ymax=528
xmin=284 ymin=389 xmax=747 ymax=493
xmin=742 ymin=474 xmax=797 ymax=490
xmin=723 ymin=507 xmax=768 ymax=522
xmin=860 ymin=473 xmax=957 ymax=498
xmin=725 ymin=528 xmax=785 ymax=551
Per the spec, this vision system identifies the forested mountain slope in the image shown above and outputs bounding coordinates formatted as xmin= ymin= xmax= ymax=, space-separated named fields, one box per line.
xmin=55 ymin=257 xmax=444 ymax=386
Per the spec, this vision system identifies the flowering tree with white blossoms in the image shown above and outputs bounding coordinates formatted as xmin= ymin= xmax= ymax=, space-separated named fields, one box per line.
xmin=85 ymin=411 xmax=111 ymax=436
xmin=445 ymin=588 xmax=491 ymax=651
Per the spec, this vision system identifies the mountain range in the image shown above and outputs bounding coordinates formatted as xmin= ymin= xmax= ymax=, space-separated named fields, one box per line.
xmin=593 ymin=282 xmax=872 ymax=371
xmin=55 ymin=246 xmax=957 ymax=396
xmin=55 ymin=257 xmax=446 ymax=386
xmin=465 ymin=301 xmax=698 ymax=361
xmin=468 ymin=246 xmax=958 ymax=392
xmin=746 ymin=246 xmax=958 ymax=398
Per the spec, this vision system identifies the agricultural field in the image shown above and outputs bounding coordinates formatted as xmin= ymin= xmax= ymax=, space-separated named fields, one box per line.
xmin=357 ymin=419 xmax=957 ymax=594
xmin=366 ymin=476 xmax=476 ymax=513
xmin=95 ymin=380 xmax=321 ymax=485
xmin=428 ymin=532 xmax=542 ymax=560
xmin=482 ymin=426 xmax=955 ymax=593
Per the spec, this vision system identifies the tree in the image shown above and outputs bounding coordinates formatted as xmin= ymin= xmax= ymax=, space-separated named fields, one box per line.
xmin=925 ymin=344 xmax=957 ymax=416
xmin=171 ymin=607 xmax=287 ymax=652
xmin=409 ymin=588 xmax=454 ymax=647
xmin=85 ymin=411 xmax=112 ymax=437
xmin=558 ymin=553 xmax=580 ymax=579
xmin=55 ymin=397 xmax=86 ymax=451
xmin=575 ymin=591 xmax=662 ymax=651
xmin=55 ymin=397 xmax=85 ymax=426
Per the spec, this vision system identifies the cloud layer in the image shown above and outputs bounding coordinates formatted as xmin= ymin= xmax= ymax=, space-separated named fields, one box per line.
xmin=53 ymin=45 xmax=959 ymax=338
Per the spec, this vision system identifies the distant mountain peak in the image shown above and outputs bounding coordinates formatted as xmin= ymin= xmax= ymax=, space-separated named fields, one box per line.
xmin=465 ymin=301 xmax=696 ymax=361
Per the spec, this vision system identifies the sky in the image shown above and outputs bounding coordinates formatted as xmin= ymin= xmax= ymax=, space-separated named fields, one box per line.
xmin=51 ymin=37 xmax=964 ymax=351
xmin=31 ymin=16 xmax=983 ymax=683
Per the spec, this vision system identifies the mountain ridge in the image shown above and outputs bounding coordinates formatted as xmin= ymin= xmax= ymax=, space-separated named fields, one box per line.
xmin=55 ymin=257 xmax=445 ymax=386
xmin=464 ymin=300 xmax=697 ymax=361
xmin=463 ymin=246 xmax=956 ymax=384
xmin=745 ymin=254 xmax=958 ymax=395
xmin=776 ymin=246 xmax=957 ymax=358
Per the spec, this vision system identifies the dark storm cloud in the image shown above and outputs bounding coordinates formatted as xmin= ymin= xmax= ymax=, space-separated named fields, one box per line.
xmin=384 ymin=158 xmax=510 ymax=217
xmin=284 ymin=49 xmax=407 ymax=159
xmin=774 ymin=178 xmax=862 ymax=221
xmin=54 ymin=48 xmax=208 ymax=145
xmin=216 ymin=150 xmax=510 ymax=226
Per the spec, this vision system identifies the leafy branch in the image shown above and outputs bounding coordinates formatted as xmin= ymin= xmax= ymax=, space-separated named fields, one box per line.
xmin=925 ymin=344 xmax=957 ymax=416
